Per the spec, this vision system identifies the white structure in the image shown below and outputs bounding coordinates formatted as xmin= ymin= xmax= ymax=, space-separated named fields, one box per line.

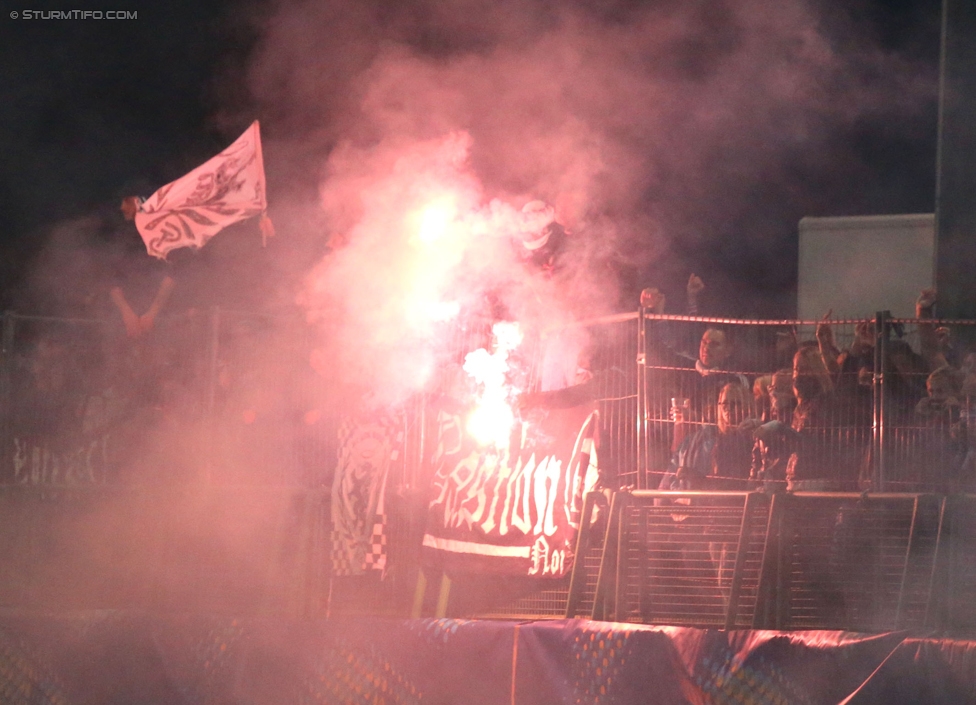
xmin=797 ymin=213 xmax=935 ymax=320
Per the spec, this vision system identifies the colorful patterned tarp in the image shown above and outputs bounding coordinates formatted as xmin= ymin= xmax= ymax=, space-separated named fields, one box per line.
xmin=0 ymin=612 xmax=974 ymax=704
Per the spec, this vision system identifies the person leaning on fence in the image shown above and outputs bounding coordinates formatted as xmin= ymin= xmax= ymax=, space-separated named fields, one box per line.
xmin=750 ymin=369 xmax=795 ymax=488
xmin=756 ymin=345 xmax=861 ymax=491
xmin=641 ymin=276 xmax=747 ymax=446
xmin=835 ymin=320 xmax=875 ymax=431
xmin=684 ymin=327 xmax=751 ymax=426
xmin=915 ymin=365 xmax=968 ymax=488
xmin=657 ymin=381 xmax=759 ymax=602
xmin=658 ymin=381 xmax=759 ymax=492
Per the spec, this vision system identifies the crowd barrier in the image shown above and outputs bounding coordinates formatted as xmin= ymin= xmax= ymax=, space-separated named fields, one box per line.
xmin=2 ymin=482 xmax=975 ymax=633
xmin=586 ymin=490 xmax=769 ymax=629
xmin=4 ymin=306 xmax=971 ymax=494
xmin=562 ymin=489 xmax=964 ymax=633
xmin=4 ymin=305 xmax=976 ymax=632
xmin=407 ymin=488 xmax=974 ymax=634
xmin=0 ymin=309 xmax=333 ymax=488
xmin=638 ymin=310 xmax=976 ymax=493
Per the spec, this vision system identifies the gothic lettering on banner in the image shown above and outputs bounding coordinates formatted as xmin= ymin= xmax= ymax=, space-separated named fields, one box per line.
xmin=421 ymin=398 xmax=599 ymax=577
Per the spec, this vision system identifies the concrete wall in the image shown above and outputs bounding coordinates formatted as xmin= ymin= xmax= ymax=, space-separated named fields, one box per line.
xmin=797 ymin=213 xmax=935 ymax=320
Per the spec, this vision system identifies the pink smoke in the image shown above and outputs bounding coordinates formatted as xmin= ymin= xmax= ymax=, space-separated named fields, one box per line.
xmin=244 ymin=0 xmax=934 ymax=396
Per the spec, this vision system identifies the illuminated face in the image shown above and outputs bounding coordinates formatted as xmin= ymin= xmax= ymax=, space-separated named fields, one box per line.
xmin=792 ymin=347 xmax=827 ymax=400
xmin=700 ymin=329 xmax=731 ymax=369
xmin=717 ymin=384 xmax=749 ymax=432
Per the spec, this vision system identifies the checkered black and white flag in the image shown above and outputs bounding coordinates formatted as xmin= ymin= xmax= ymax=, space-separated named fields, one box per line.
xmin=331 ymin=412 xmax=402 ymax=577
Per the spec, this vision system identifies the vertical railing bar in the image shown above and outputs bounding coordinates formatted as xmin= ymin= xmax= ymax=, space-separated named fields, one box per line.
xmin=894 ymin=495 xmax=920 ymax=628
xmin=776 ymin=493 xmax=794 ymax=629
xmin=636 ymin=497 xmax=651 ymax=622
xmin=612 ymin=494 xmax=630 ymax=622
xmin=725 ymin=492 xmax=759 ymax=630
xmin=752 ymin=491 xmax=781 ymax=629
xmin=636 ymin=306 xmax=647 ymax=489
xmin=923 ymin=494 xmax=948 ymax=630
xmin=566 ymin=490 xmax=599 ymax=618
xmin=591 ymin=490 xmax=624 ymax=621
xmin=874 ymin=311 xmax=891 ymax=492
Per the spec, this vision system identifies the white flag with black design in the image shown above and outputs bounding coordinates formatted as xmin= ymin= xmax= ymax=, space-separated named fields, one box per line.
xmin=134 ymin=121 xmax=271 ymax=259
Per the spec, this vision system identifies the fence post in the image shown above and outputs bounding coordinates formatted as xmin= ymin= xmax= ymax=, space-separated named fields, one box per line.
xmin=872 ymin=311 xmax=891 ymax=491
xmin=0 ymin=312 xmax=14 ymax=483
xmin=636 ymin=304 xmax=647 ymax=489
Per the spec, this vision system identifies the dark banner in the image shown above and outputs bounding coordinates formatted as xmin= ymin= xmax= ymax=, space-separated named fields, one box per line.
xmin=422 ymin=399 xmax=599 ymax=576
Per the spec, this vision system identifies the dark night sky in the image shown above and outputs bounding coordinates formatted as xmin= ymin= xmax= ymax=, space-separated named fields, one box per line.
xmin=0 ymin=0 xmax=945 ymax=316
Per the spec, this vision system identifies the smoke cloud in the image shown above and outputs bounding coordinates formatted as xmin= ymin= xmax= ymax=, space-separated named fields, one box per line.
xmin=239 ymin=0 xmax=933 ymax=400
xmin=0 ymin=0 xmax=941 ymax=621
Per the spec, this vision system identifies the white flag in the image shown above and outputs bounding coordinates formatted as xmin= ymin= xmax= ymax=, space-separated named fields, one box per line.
xmin=135 ymin=121 xmax=268 ymax=259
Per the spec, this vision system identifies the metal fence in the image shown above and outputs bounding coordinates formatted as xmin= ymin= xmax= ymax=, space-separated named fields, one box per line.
xmin=638 ymin=310 xmax=976 ymax=494
xmin=4 ymin=304 xmax=972 ymax=496
xmin=0 ymin=309 xmax=333 ymax=489
xmin=582 ymin=490 xmax=770 ymax=629
xmin=5 ymin=303 xmax=976 ymax=629
xmin=563 ymin=489 xmax=949 ymax=633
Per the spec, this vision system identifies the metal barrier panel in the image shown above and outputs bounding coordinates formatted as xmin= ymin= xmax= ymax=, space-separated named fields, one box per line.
xmin=566 ymin=491 xmax=612 ymax=619
xmin=639 ymin=313 xmax=872 ymax=492
xmin=879 ymin=318 xmax=976 ymax=492
xmin=5 ymin=315 xmax=124 ymax=485
xmin=768 ymin=492 xmax=942 ymax=631
xmin=0 ymin=310 xmax=335 ymax=489
xmin=592 ymin=490 xmax=771 ymax=629
xmin=542 ymin=315 xmax=640 ymax=488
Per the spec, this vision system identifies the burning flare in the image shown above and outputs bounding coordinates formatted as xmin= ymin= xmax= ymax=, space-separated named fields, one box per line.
xmin=463 ymin=322 xmax=523 ymax=448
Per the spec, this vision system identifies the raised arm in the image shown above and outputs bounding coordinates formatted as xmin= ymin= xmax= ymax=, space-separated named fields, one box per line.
xmin=815 ymin=310 xmax=841 ymax=377
xmin=916 ymin=288 xmax=947 ymax=372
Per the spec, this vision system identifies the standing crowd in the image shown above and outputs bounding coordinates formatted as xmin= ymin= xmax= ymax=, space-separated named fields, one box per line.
xmin=646 ymin=281 xmax=974 ymax=492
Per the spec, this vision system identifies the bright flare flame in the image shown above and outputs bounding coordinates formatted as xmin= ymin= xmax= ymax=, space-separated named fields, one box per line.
xmin=425 ymin=300 xmax=461 ymax=322
xmin=413 ymin=198 xmax=457 ymax=245
xmin=463 ymin=322 xmax=523 ymax=448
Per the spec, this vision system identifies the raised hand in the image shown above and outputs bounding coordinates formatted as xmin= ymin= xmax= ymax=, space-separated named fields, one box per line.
xmin=687 ymin=273 xmax=705 ymax=298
